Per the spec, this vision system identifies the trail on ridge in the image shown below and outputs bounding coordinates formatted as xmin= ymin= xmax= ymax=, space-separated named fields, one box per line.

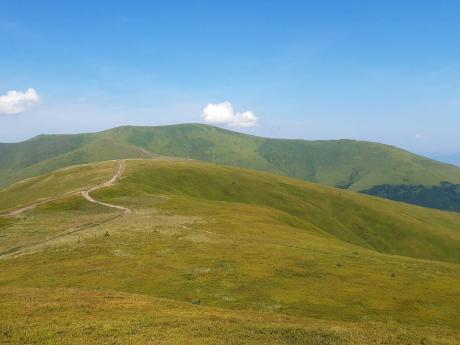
xmin=81 ymin=160 xmax=131 ymax=217
xmin=0 ymin=160 xmax=130 ymax=258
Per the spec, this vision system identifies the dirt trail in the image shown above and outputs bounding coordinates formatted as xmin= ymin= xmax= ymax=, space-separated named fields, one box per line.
xmin=0 ymin=160 xmax=130 ymax=258
xmin=0 ymin=190 xmax=81 ymax=217
xmin=81 ymin=160 xmax=131 ymax=217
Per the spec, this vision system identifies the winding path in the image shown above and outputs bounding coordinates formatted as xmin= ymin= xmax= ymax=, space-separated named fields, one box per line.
xmin=81 ymin=160 xmax=131 ymax=217
xmin=0 ymin=160 xmax=131 ymax=258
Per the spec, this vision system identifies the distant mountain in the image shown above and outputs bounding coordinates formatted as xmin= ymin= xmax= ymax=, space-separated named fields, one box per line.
xmin=1 ymin=124 xmax=460 ymax=210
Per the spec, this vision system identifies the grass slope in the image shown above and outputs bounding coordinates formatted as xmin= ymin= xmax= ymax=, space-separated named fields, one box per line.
xmin=0 ymin=160 xmax=118 ymax=212
xmin=1 ymin=159 xmax=460 ymax=344
xmin=1 ymin=124 xmax=459 ymax=195
xmin=2 ymin=287 xmax=457 ymax=345
xmin=107 ymin=160 xmax=460 ymax=263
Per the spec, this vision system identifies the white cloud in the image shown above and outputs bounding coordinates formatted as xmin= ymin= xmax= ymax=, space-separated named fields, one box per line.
xmin=415 ymin=133 xmax=424 ymax=140
xmin=201 ymin=101 xmax=258 ymax=127
xmin=0 ymin=88 xmax=41 ymax=115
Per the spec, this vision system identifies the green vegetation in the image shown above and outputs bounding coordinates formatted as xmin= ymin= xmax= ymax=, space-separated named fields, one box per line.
xmin=0 ymin=133 xmax=149 ymax=187
xmin=1 ymin=159 xmax=459 ymax=344
xmin=0 ymin=195 xmax=118 ymax=255
xmin=109 ymin=160 xmax=460 ymax=263
xmin=1 ymin=124 xmax=459 ymax=210
xmin=0 ymin=161 xmax=117 ymax=212
xmin=2 ymin=286 xmax=456 ymax=345
xmin=3 ymin=287 xmax=455 ymax=345
xmin=363 ymin=182 xmax=460 ymax=212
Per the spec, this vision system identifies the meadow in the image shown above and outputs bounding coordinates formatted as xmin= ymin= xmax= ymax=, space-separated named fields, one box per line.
xmin=0 ymin=159 xmax=459 ymax=344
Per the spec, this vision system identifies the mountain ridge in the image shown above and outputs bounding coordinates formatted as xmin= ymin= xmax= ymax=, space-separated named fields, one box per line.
xmin=1 ymin=123 xmax=460 ymax=211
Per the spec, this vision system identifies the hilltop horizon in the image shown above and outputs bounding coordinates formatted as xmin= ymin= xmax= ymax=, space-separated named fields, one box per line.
xmin=0 ymin=122 xmax=426 ymax=147
xmin=1 ymin=122 xmax=459 ymax=213
xmin=2 ymin=122 xmax=458 ymax=167
xmin=2 ymin=2 xmax=460 ymax=156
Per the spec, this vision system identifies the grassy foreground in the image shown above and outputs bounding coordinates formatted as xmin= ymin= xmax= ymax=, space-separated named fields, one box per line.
xmin=1 ymin=159 xmax=459 ymax=344
xmin=2 ymin=286 xmax=457 ymax=345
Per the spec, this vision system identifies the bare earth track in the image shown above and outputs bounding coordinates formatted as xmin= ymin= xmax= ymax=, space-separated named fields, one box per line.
xmin=0 ymin=190 xmax=80 ymax=217
xmin=0 ymin=160 xmax=130 ymax=258
xmin=81 ymin=160 xmax=131 ymax=217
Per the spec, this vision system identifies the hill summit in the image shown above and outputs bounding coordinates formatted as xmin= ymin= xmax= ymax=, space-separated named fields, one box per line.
xmin=1 ymin=124 xmax=459 ymax=210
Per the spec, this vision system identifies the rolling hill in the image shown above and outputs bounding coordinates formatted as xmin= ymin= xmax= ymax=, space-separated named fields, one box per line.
xmin=1 ymin=159 xmax=460 ymax=343
xmin=1 ymin=125 xmax=460 ymax=212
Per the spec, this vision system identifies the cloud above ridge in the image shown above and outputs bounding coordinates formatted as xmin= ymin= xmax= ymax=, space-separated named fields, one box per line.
xmin=0 ymin=88 xmax=41 ymax=115
xmin=201 ymin=101 xmax=258 ymax=127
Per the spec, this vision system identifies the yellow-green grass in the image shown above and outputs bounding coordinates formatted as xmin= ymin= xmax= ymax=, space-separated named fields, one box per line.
xmin=0 ymin=196 xmax=118 ymax=254
xmin=100 ymin=159 xmax=460 ymax=264
xmin=1 ymin=286 xmax=458 ymax=345
xmin=0 ymin=161 xmax=117 ymax=213
xmin=1 ymin=159 xmax=459 ymax=344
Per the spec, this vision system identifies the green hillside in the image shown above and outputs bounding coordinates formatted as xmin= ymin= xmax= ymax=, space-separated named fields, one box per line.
xmin=0 ymin=161 xmax=118 ymax=213
xmin=1 ymin=124 xmax=460 ymax=208
xmin=1 ymin=159 xmax=460 ymax=344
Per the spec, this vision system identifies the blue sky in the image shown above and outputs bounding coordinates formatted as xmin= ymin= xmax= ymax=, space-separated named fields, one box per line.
xmin=0 ymin=1 xmax=459 ymax=159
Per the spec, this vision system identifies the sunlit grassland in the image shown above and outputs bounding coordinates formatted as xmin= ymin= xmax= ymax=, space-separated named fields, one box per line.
xmin=0 ymin=159 xmax=459 ymax=344
xmin=0 ymin=160 xmax=117 ymax=212
xmin=2 ymin=286 xmax=459 ymax=345
xmin=103 ymin=159 xmax=460 ymax=263
xmin=0 ymin=196 xmax=118 ymax=253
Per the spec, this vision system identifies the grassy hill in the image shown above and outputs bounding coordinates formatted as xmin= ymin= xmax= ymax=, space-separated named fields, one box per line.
xmin=1 ymin=124 xmax=460 ymax=205
xmin=0 ymin=161 xmax=118 ymax=213
xmin=1 ymin=159 xmax=460 ymax=344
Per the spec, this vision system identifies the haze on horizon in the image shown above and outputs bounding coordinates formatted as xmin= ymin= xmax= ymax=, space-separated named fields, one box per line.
xmin=1 ymin=1 xmax=459 ymax=163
